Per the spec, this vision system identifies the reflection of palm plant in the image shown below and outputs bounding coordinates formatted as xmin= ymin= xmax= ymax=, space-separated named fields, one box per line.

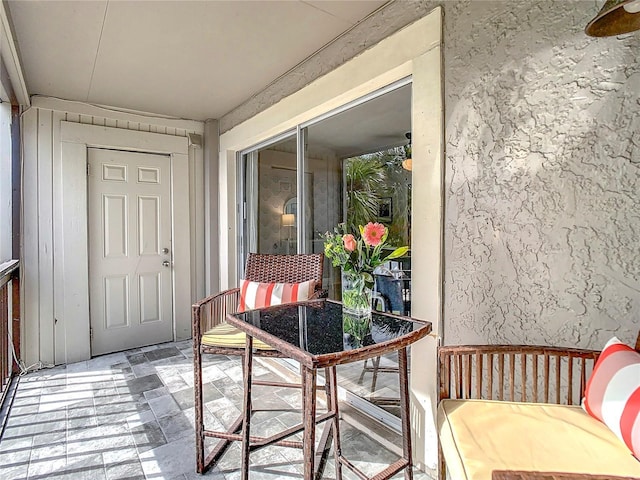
xmin=370 ymin=317 xmax=412 ymax=343
xmin=345 ymin=157 xmax=386 ymax=234
xmin=345 ymin=149 xmax=411 ymax=247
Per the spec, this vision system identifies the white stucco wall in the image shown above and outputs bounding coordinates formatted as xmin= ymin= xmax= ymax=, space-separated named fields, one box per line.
xmin=443 ymin=0 xmax=640 ymax=349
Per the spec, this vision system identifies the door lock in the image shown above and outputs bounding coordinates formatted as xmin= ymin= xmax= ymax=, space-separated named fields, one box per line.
xmin=162 ymin=260 xmax=170 ymax=267
xmin=162 ymin=248 xmax=170 ymax=254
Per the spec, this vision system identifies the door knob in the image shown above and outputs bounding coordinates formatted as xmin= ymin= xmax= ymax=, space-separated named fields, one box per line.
xmin=162 ymin=261 xmax=170 ymax=267
xmin=162 ymin=248 xmax=170 ymax=254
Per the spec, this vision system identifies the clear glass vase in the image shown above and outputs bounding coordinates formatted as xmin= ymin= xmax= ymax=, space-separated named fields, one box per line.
xmin=342 ymin=312 xmax=371 ymax=350
xmin=341 ymin=270 xmax=372 ymax=317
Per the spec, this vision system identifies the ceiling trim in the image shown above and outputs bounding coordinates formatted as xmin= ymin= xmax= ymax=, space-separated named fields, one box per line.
xmin=32 ymin=96 xmax=204 ymax=133
xmin=0 ymin=1 xmax=29 ymax=105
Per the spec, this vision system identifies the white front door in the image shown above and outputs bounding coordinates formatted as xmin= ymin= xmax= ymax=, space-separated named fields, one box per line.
xmin=88 ymin=148 xmax=173 ymax=356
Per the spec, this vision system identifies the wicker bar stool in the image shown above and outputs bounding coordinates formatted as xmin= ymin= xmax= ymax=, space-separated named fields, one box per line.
xmin=192 ymin=252 xmax=328 ymax=474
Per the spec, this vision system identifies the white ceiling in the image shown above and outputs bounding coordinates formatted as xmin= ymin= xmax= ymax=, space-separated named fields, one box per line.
xmin=6 ymin=0 xmax=388 ymax=121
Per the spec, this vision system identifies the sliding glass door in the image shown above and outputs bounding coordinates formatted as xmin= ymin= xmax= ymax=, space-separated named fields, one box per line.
xmin=239 ymin=80 xmax=412 ymax=428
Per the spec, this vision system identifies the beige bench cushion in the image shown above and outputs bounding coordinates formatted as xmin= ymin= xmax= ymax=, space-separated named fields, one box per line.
xmin=201 ymin=322 xmax=274 ymax=350
xmin=438 ymin=399 xmax=640 ymax=480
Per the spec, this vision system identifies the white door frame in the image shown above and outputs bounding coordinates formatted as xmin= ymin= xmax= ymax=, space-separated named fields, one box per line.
xmin=57 ymin=121 xmax=191 ymax=363
xmin=218 ymin=8 xmax=443 ymax=470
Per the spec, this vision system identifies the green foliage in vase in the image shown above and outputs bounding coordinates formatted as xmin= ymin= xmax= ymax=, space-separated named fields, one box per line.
xmin=323 ymin=222 xmax=408 ymax=289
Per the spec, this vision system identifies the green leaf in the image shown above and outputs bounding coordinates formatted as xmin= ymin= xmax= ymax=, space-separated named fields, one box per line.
xmin=384 ymin=246 xmax=409 ymax=260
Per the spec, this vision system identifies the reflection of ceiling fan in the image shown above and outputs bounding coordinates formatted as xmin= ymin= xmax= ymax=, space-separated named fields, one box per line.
xmin=402 ymin=132 xmax=412 ymax=171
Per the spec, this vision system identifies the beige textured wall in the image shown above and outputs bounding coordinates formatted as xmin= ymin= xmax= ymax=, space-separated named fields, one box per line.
xmin=443 ymin=0 xmax=640 ymax=348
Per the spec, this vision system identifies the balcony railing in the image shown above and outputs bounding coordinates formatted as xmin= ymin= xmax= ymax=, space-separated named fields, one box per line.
xmin=0 ymin=259 xmax=20 ymax=408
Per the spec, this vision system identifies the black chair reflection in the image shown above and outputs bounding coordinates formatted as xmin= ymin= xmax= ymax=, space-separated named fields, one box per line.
xmin=373 ymin=274 xmax=409 ymax=316
xmin=359 ymin=273 xmax=410 ymax=406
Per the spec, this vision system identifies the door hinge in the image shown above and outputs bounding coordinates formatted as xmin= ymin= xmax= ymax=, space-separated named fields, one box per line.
xmin=90 ymin=327 xmax=93 ymax=340
xmin=86 ymin=162 xmax=90 ymax=176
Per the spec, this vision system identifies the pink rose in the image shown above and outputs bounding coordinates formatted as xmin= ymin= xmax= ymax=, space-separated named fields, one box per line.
xmin=343 ymin=234 xmax=356 ymax=252
xmin=362 ymin=222 xmax=386 ymax=247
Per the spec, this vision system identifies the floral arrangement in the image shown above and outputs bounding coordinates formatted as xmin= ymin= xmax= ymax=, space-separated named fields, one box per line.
xmin=323 ymin=222 xmax=408 ymax=289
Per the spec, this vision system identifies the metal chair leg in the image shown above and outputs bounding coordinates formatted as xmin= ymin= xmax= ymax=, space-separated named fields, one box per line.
xmin=328 ymin=366 xmax=343 ymax=480
xmin=398 ymin=348 xmax=413 ymax=480
xmin=240 ymin=337 xmax=254 ymax=480
xmin=193 ymin=340 xmax=205 ymax=473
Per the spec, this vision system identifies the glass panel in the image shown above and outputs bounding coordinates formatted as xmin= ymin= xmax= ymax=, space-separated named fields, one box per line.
xmin=305 ymin=83 xmax=412 ymax=419
xmin=242 ymin=134 xmax=298 ymax=255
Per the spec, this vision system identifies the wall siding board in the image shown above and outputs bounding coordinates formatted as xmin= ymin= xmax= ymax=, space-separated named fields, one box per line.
xmin=21 ymin=108 xmax=40 ymax=367
xmin=37 ymin=109 xmax=54 ymax=365
xmin=60 ymin=141 xmax=90 ymax=363
xmin=194 ymin=146 xmax=205 ymax=302
xmin=32 ymin=96 xmax=204 ymax=133
xmin=171 ymin=153 xmax=192 ymax=341
xmin=52 ymin=110 xmax=66 ymax=365
xmin=22 ymin=104 xmax=204 ymax=366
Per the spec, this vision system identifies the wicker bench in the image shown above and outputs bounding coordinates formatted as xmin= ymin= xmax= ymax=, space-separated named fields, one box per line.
xmin=437 ymin=333 xmax=640 ymax=480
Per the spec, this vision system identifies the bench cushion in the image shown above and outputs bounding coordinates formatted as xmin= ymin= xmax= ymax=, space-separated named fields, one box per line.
xmin=438 ymin=399 xmax=640 ymax=480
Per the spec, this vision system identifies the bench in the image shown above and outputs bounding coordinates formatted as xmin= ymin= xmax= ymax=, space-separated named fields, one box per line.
xmin=437 ymin=333 xmax=640 ymax=480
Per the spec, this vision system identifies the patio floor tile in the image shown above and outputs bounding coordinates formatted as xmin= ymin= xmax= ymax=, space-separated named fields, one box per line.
xmin=0 ymin=340 xmax=434 ymax=479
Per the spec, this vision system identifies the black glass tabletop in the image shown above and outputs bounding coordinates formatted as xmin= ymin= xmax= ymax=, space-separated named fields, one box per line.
xmin=227 ymin=299 xmax=431 ymax=368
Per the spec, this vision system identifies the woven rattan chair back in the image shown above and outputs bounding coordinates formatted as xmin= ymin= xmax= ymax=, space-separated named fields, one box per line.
xmin=244 ymin=252 xmax=324 ymax=289
xmin=193 ymin=252 xmax=325 ymax=474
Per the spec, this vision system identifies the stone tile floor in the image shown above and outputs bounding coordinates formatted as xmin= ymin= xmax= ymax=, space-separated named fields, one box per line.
xmin=0 ymin=340 xmax=432 ymax=480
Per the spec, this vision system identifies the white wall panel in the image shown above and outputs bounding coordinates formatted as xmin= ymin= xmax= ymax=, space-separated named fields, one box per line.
xmin=21 ymin=103 xmax=205 ymax=367
xmin=37 ymin=109 xmax=54 ymax=365
xmin=21 ymin=108 xmax=40 ymax=366
xmin=59 ymin=140 xmax=90 ymax=363
xmin=52 ymin=110 xmax=66 ymax=363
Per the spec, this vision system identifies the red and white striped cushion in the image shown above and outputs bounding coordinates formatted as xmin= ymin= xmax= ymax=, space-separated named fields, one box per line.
xmin=237 ymin=279 xmax=315 ymax=312
xmin=583 ymin=337 xmax=640 ymax=458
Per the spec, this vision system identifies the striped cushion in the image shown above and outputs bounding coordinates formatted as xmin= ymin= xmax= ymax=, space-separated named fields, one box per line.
xmin=237 ymin=279 xmax=315 ymax=312
xmin=583 ymin=337 xmax=640 ymax=458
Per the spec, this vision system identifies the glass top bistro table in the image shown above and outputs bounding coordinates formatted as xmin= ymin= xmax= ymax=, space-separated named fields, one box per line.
xmin=225 ymin=299 xmax=432 ymax=480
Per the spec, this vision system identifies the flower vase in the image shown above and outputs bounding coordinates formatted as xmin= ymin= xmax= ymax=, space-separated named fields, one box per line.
xmin=341 ymin=270 xmax=372 ymax=317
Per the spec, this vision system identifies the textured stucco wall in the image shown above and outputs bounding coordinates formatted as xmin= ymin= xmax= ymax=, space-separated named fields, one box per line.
xmin=444 ymin=0 xmax=640 ymax=348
